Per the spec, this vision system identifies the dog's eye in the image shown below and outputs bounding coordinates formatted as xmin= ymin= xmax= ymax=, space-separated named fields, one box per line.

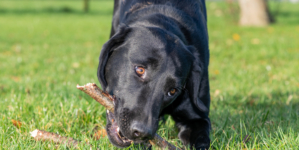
xmin=168 ymin=88 xmax=177 ymax=96
xmin=135 ymin=66 xmax=145 ymax=77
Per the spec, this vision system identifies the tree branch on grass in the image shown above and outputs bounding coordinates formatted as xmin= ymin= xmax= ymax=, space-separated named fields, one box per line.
xmin=30 ymin=129 xmax=83 ymax=148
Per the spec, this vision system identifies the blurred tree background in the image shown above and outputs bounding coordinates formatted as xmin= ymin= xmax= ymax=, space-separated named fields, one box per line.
xmin=238 ymin=0 xmax=274 ymax=26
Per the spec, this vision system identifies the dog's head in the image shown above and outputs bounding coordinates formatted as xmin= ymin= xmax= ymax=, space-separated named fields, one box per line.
xmin=97 ymin=25 xmax=207 ymax=147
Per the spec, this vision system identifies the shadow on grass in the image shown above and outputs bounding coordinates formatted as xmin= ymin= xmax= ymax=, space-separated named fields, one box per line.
xmin=0 ymin=7 xmax=113 ymax=16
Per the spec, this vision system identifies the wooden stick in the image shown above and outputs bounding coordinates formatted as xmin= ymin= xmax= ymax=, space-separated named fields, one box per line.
xmin=30 ymin=129 xmax=81 ymax=148
xmin=77 ymin=83 xmax=115 ymax=113
xmin=77 ymin=83 xmax=181 ymax=150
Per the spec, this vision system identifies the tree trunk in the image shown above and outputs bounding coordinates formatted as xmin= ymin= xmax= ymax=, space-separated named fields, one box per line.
xmin=239 ymin=0 xmax=274 ymax=26
xmin=84 ymin=0 xmax=89 ymax=12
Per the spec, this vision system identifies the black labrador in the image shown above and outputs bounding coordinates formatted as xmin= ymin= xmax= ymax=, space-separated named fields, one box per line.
xmin=97 ymin=0 xmax=210 ymax=149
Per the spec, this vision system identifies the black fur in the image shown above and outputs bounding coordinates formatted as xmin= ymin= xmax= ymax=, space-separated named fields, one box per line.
xmin=98 ymin=0 xmax=210 ymax=149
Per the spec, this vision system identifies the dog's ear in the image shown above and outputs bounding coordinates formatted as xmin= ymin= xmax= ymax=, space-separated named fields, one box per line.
xmin=97 ymin=24 xmax=131 ymax=90
xmin=185 ymin=46 xmax=208 ymax=112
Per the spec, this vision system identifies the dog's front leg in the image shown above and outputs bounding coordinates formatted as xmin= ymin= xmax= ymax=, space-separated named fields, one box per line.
xmin=176 ymin=119 xmax=210 ymax=150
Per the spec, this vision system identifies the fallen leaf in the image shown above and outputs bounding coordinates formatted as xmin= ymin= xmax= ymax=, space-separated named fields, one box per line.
xmin=12 ymin=119 xmax=22 ymax=128
xmin=232 ymin=33 xmax=240 ymax=41
xmin=93 ymin=127 xmax=107 ymax=140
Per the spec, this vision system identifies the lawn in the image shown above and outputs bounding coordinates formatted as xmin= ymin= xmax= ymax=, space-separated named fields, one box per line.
xmin=0 ymin=1 xmax=298 ymax=149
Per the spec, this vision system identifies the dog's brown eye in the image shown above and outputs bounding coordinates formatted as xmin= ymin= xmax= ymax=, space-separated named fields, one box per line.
xmin=135 ymin=66 xmax=145 ymax=76
xmin=168 ymin=88 xmax=176 ymax=96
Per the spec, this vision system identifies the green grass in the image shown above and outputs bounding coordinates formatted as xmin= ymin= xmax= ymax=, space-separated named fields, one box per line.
xmin=0 ymin=1 xmax=298 ymax=149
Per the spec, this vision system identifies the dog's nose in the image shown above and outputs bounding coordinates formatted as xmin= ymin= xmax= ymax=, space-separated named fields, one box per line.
xmin=130 ymin=123 xmax=153 ymax=139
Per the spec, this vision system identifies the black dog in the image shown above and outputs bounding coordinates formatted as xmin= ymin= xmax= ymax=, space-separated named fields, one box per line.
xmin=97 ymin=0 xmax=210 ymax=149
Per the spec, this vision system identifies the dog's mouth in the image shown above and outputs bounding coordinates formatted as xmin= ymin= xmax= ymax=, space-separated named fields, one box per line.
xmin=106 ymin=110 xmax=132 ymax=147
